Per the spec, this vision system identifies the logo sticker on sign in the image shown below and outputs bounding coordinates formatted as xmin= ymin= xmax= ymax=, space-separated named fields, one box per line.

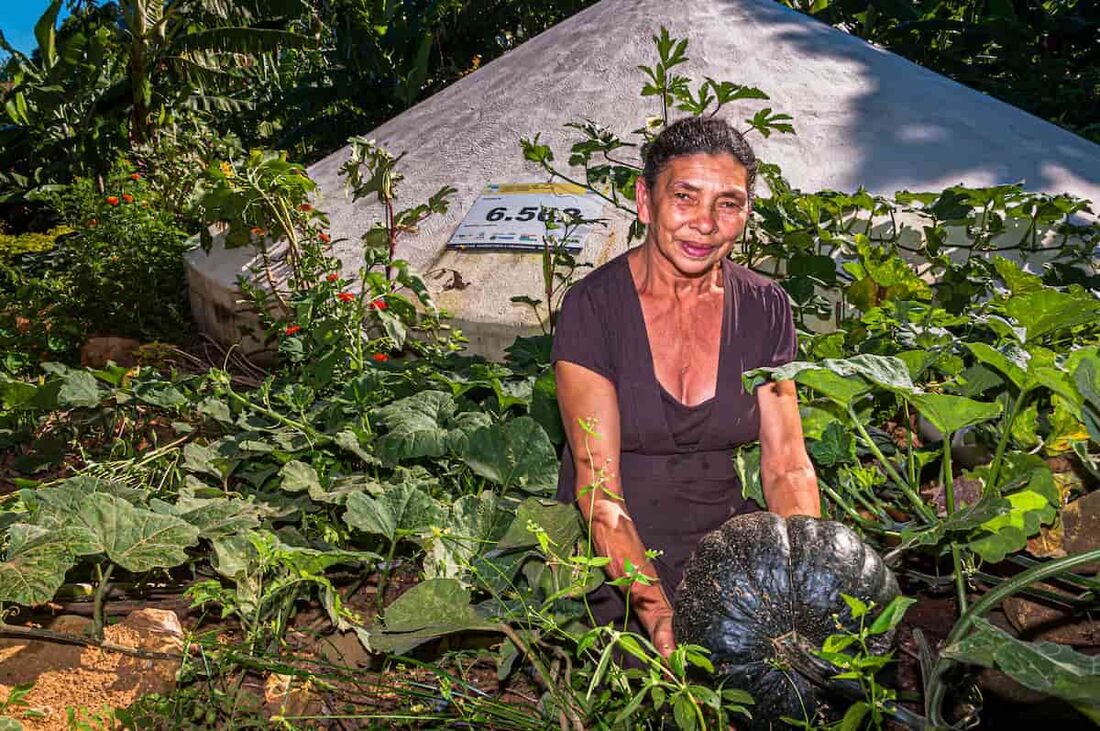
xmin=447 ymin=182 xmax=605 ymax=253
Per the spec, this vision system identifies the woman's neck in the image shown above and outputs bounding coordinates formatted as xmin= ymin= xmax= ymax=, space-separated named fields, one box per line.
xmin=629 ymin=241 xmax=723 ymax=299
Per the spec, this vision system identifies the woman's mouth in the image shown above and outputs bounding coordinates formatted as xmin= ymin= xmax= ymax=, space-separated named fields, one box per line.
xmin=679 ymin=241 xmax=715 ymax=259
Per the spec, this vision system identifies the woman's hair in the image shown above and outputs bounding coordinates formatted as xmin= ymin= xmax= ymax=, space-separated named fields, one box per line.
xmin=641 ymin=117 xmax=757 ymax=199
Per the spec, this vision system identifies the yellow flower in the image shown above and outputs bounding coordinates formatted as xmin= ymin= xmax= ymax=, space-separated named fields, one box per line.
xmin=219 ymin=161 xmax=234 ymax=178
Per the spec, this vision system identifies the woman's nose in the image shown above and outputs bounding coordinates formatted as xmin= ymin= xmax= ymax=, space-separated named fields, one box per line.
xmin=692 ymin=207 xmax=718 ymax=234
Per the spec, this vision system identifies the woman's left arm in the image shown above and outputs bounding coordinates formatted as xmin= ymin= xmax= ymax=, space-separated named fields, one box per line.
xmin=757 ymin=379 xmax=821 ymax=518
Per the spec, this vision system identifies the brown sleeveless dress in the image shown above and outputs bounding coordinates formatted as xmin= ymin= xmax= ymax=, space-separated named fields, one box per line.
xmin=551 ymin=251 xmax=797 ymax=630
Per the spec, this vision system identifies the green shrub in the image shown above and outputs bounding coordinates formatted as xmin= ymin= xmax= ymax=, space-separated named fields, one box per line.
xmin=0 ymin=165 xmax=191 ymax=372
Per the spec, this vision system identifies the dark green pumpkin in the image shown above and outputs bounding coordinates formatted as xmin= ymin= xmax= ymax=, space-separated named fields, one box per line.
xmin=673 ymin=512 xmax=900 ymax=729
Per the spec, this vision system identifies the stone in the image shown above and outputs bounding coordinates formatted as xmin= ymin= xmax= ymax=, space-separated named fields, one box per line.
xmin=0 ymin=610 xmax=183 ymax=730
xmin=79 ymin=336 xmax=142 ymax=368
xmin=185 ymin=0 xmax=1100 ymax=358
xmin=317 ymin=629 xmax=372 ymax=669
xmin=1062 ymin=490 xmax=1100 ymax=574
xmin=1003 ymin=585 xmax=1100 ymax=647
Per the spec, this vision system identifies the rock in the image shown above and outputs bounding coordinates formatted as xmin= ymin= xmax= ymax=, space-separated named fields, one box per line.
xmin=317 ymin=630 xmax=372 ymax=669
xmin=264 ymin=672 xmax=320 ymax=719
xmin=79 ymin=336 xmax=142 ymax=368
xmin=1061 ymin=490 xmax=1100 ymax=574
xmin=0 ymin=610 xmax=183 ymax=731
xmin=1003 ymin=587 xmax=1100 ymax=647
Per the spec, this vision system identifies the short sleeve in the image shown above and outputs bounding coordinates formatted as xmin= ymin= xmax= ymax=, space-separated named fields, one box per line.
xmin=763 ymin=283 xmax=798 ymax=368
xmin=551 ymin=285 xmax=616 ymax=382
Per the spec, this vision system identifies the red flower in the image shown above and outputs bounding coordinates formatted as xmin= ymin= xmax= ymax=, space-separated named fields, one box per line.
xmin=121 ymin=193 xmax=134 ymax=204
xmin=326 ymin=273 xmax=340 ymax=282
xmin=368 ymin=299 xmax=389 ymax=311
xmin=299 ymin=203 xmax=313 ymax=212
xmin=318 ymin=232 xmax=331 ymax=244
xmin=130 ymin=173 xmax=141 ymax=181
xmin=88 ymin=218 xmax=98 ymax=227
xmin=251 ymin=227 xmax=266 ymax=236
xmin=285 ymin=324 xmax=302 ymax=335
xmin=372 ymin=353 xmax=389 ymax=362
xmin=106 ymin=196 xmax=120 ymax=206
xmin=337 ymin=292 xmax=356 ymax=303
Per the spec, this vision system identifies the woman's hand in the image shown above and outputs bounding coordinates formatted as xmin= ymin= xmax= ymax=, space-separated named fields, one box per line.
xmin=646 ymin=612 xmax=678 ymax=659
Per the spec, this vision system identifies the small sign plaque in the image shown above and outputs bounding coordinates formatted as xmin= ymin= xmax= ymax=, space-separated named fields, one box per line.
xmin=447 ymin=182 xmax=605 ymax=253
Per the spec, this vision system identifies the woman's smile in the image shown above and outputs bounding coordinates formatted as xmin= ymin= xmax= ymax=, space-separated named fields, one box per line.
xmin=678 ymin=240 xmax=718 ymax=259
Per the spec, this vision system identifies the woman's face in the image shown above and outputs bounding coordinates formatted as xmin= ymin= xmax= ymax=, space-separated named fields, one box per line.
xmin=635 ymin=152 xmax=751 ymax=278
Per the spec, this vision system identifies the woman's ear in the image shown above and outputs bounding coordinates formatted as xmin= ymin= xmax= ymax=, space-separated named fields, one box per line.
xmin=635 ymin=177 xmax=653 ymax=226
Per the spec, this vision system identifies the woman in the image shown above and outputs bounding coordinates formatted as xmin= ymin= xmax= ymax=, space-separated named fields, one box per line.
xmin=552 ymin=116 xmax=820 ymax=658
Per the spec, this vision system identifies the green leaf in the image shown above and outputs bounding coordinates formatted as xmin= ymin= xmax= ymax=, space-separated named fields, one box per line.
xmin=151 ymin=493 xmax=261 ymax=540
xmin=942 ymin=618 xmax=1100 ymax=704
xmin=79 ymin=494 xmax=200 ymax=572
xmin=279 ymin=460 xmax=320 ymax=494
xmin=496 ymin=499 xmax=582 ymax=560
xmin=744 ymin=355 xmax=913 ymax=407
xmin=1003 ymin=289 xmax=1100 ymax=343
xmin=968 ymin=488 xmax=1055 ymax=562
xmin=673 ymin=694 xmax=697 ymax=731
xmin=461 ymin=416 xmax=558 ymax=493
xmin=868 ymin=595 xmax=917 ymax=635
xmin=366 ymin=578 xmax=495 ymax=654
xmin=132 ymin=381 xmax=187 ymax=409
xmin=374 ymin=391 xmax=490 ymax=463
xmin=344 ymin=482 xmax=441 ymax=542
xmin=907 ymin=392 xmax=1002 ymax=436
xmin=423 ymin=491 xmax=500 ymax=581
xmin=837 ymin=700 xmax=870 ymax=731
xmin=809 ymin=421 xmax=855 ymax=467
xmin=182 ymin=442 xmax=223 ymax=479
xmin=1074 ymin=355 xmax=1100 ymax=443
xmin=0 ymin=540 xmax=72 ymax=606
xmin=56 ymin=370 xmax=99 ymax=408
xmin=966 ymin=343 xmax=1026 ymax=390
xmin=733 ymin=443 xmax=764 ymax=507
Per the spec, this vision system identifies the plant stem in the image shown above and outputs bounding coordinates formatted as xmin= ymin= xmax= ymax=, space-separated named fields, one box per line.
xmin=942 ymin=437 xmax=968 ymax=615
xmin=985 ymin=386 xmax=1032 ymax=495
xmin=926 ymin=547 xmax=1100 ymax=727
xmin=376 ymin=537 xmax=399 ymax=617
xmin=92 ymin=563 xmax=115 ymax=641
xmin=848 ymin=405 xmax=936 ymax=523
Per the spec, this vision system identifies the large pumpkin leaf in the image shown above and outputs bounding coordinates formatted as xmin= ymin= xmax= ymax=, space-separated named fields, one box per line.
xmin=965 ymin=342 xmax=1026 ymax=390
xmin=495 ymin=498 xmax=582 ymax=560
xmin=943 ymin=618 xmax=1100 ymax=705
xmin=279 ymin=460 xmax=320 ymax=493
xmin=79 ymin=494 xmax=200 ymax=572
xmin=461 ymin=416 xmax=558 ymax=493
xmin=344 ymin=483 xmax=441 ymax=542
xmin=373 ymin=391 xmax=490 ymax=463
xmin=29 ymin=476 xmax=144 ymax=520
xmin=56 ymin=369 xmax=100 ymax=408
xmin=365 ymin=578 xmax=496 ymax=654
xmin=150 ymin=494 xmax=261 ymax=540
xmin=744 ymin=355 xmax=913 ymax=407
xmin=423 ymin=491 xmax=501 ymax=580
xmin=1003 ymin=289 xmax=1100 ymax=343
xmin=906 ymin=393 xmax=1002 ymax=436
xmin=1074 ymin=354 xmax=1100 ymax=443
xmin=0 ymin=541 xmax=73 ymax=606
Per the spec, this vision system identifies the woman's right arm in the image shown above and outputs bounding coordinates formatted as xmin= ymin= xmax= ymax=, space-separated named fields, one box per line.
xmin=555 ymin=360 xmax=677 ymax=657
